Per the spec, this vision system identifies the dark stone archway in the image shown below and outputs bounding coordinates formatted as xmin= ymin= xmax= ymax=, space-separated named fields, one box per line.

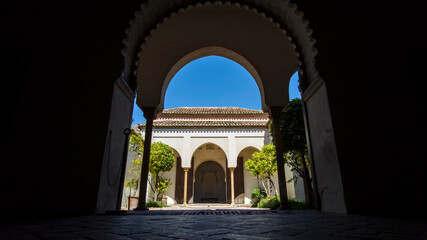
xmin=194 ymin=161 xmax=226 ymax=203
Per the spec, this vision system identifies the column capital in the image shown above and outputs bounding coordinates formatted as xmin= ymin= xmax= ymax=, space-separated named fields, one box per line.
xmin=269 ymin=106 xmax=285 ymax=119
xmin=228 ymin=167 xmax=235 ymax=172
xmin=183 ymin=167 xmax=190 ymax=172
xmin=141 ymin=107 xmax=157 ymax=120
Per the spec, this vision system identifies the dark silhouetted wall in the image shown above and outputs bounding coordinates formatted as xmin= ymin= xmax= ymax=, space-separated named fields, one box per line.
xmin=0 ymin=0 xmax=425 ymax=219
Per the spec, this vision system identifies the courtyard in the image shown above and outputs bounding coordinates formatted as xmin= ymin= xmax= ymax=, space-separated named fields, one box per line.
xmin=1 ymin=2 xmax=425 ymax=239
xmin=1 ymin=210 xmax=426 ymax=239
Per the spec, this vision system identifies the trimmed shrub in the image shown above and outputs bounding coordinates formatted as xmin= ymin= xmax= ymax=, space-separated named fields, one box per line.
xmin=288 ymin=199 xmax=313 ymax=209
xmin=146 ymin=200 xmax=166 ymax=208
xmin=250 ymin=188 xmax=266 ymax=207
xmin=258 ymin=196 xmax=280 ymax=210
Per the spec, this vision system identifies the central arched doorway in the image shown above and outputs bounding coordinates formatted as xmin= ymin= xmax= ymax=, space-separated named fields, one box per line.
xmin=194 ymin=161 xmax=226 ymax=203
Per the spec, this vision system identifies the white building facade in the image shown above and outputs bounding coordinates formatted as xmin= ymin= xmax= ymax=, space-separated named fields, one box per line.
xmin=133 ymin=107 xmax=304 ymax=205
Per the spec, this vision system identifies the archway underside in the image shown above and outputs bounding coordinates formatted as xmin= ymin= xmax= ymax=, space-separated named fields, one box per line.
xmin=102 ymin=0 xmax=348 ymax=214
xmin=135 ymin=2 xmax=298 ymax=112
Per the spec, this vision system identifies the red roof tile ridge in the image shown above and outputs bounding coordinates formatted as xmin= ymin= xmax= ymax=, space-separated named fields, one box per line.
xmin=161 ymin=107 xmax=265 ymax=115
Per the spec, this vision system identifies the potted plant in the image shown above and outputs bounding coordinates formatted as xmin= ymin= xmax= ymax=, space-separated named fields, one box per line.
xmin=126 ymin=178 xmax=139 ymax=210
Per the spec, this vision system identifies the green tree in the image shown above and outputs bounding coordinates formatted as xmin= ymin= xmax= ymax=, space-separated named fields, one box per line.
xmin=271 ymin=98 xmax=314 ymax=205
xmin=127 ymin=130 xmax=175 ymax=201
xmin=149 ymin=142 xmax=175 ymax=201
xmin=245 ymin=144 xmax=278 ymax=197
xmin=129 ymin=128 xmax=144 ymax=158
xmin=127 ymin=129 xmax=144 ymax=195
xmin=156 ymin=177 xmax=172 ymax=198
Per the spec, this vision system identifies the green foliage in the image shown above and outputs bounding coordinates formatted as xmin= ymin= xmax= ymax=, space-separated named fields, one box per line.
xmin=156 ymin=177 xmax=172 ymax=197
xmin=258 ymin=196 xmax=281 ymax=210
xmin=128 ymin=132 xmax=175 ymax=201
xmin=129 ymin=129 xmax=144 ymax=157
xmin=250 ymin=188 xmax=267 ymax=207
xmin=284 ymin=150 xmax=305 ymax=182
xmin=288 ymin=199 xmax=314 ymax=209
xmin=128 ymin=137 xmax=175 ymax=177
xmin=148 ymin=142 xmax=174 ymax=201
xmin=149 ymin=142 xmax=175 ymax=175
xmin=250 ymin=188 xmax=267 ymax=199
xmin=274 ymin=99 xmax=314 ymax=205
xmin=257 ymin=197 xmax=312 ymax=210
xmin=269 ymin=98 xmax=307 ymax=151
xmin=279 ymin=98 xmax=307 ymax=154
xmin=145 ymin=200 xmax=167 ymax=208
xmin=270 ymin=98 xmax=310 ymax=185
xmin=245 ymin=144 xmax=277 ymax=179
xmin=128 ymin=130 xmax=144 ymax=176
xmin=245 ymin=144 xmax=278 ymax=196
xmin=129 ymin=158 xmax=142 ymax=176
xmin=125 ymin=178 xmax=139 ymax=193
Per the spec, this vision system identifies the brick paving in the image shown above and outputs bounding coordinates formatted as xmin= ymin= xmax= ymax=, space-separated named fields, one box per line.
xmin=1 ymin=210 xmax=426 ymax=239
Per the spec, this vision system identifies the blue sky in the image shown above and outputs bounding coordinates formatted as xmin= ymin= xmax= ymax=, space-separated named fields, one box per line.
xmin=132 ymin=56 xmax=300 ymax=125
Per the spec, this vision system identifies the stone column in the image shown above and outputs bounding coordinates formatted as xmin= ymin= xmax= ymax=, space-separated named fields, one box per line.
xmin=183 ymin=168 xmax=190 ymax=206
xmin=270 ymin=107 xmax=289 ymax=209
xmin=230 ymin=167 xmax=235 ymax=205
xmin=134 ymin=107 xmax=155 ymax=211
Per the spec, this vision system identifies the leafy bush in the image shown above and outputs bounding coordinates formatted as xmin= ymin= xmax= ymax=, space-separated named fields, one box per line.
xmin=258 ymin=196 xmax=280 ymax=210
xmin=250 ymin=188 xmax=266 ymax=207
xmin=146 ymin=200 xmax=166 ymax=208
xmin=157 ymin=177 xmax=171 ymax=197
xmin=288 ymin=199 xmax=313 ymax=209
xmin=251 ymin=188 xmax=266 ymax=199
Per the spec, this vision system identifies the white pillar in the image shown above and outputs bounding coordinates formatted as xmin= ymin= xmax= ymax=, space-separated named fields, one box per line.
xmin=227 ymin=135 xmax=237 ymax=168
xmin=182 ymin=135 xmax=192 ymax=168
xmin=230 ymin=167 xmax=235 ymax=205
xmin=183 ymin=168 xmax=189 ymax=206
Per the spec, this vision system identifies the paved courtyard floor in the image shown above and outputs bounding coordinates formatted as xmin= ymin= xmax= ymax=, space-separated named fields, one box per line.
xmin=145 ymin=204 xmax=257 ymax=211
xmin=1 ymin=210 xmax=426 ymax=239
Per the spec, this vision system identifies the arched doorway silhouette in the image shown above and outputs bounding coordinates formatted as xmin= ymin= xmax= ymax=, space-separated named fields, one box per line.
xmin=194 ymin=161 xmax=226 ymax=203
xmin=99 ymin=0 xmax=346 ymax=214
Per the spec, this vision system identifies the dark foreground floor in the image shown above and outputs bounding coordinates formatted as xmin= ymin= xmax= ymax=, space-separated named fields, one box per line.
xmin=1 ymin=210 xmax=426 ymax=239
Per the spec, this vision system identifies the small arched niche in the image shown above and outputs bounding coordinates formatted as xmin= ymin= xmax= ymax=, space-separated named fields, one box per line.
xmin=194 ymin=161 xmax=226 ymax=203
xmin=192 ymin=142 xmax=227 ymax=173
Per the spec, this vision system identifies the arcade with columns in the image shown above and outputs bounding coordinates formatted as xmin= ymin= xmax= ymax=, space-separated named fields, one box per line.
xmin=132 ymin=107 xmax=304 ymax=207
xmin=96 ymin=1 xmax=348 ymax=214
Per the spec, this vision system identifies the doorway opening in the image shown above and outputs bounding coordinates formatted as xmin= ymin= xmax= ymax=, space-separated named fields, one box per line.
xmin=194 ymin=161 xmax=226 ymax=203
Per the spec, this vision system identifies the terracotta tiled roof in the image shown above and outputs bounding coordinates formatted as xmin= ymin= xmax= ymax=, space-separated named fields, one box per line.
xmin=131 ymin=125 xmax=141 ymax=133
xmin=161 ymin=107 xmax=264 ymax=115
xmin=137 ymin=107 xmax=270 ymax=128
xmin=150 ymin=119 xmax=268 ymax=127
